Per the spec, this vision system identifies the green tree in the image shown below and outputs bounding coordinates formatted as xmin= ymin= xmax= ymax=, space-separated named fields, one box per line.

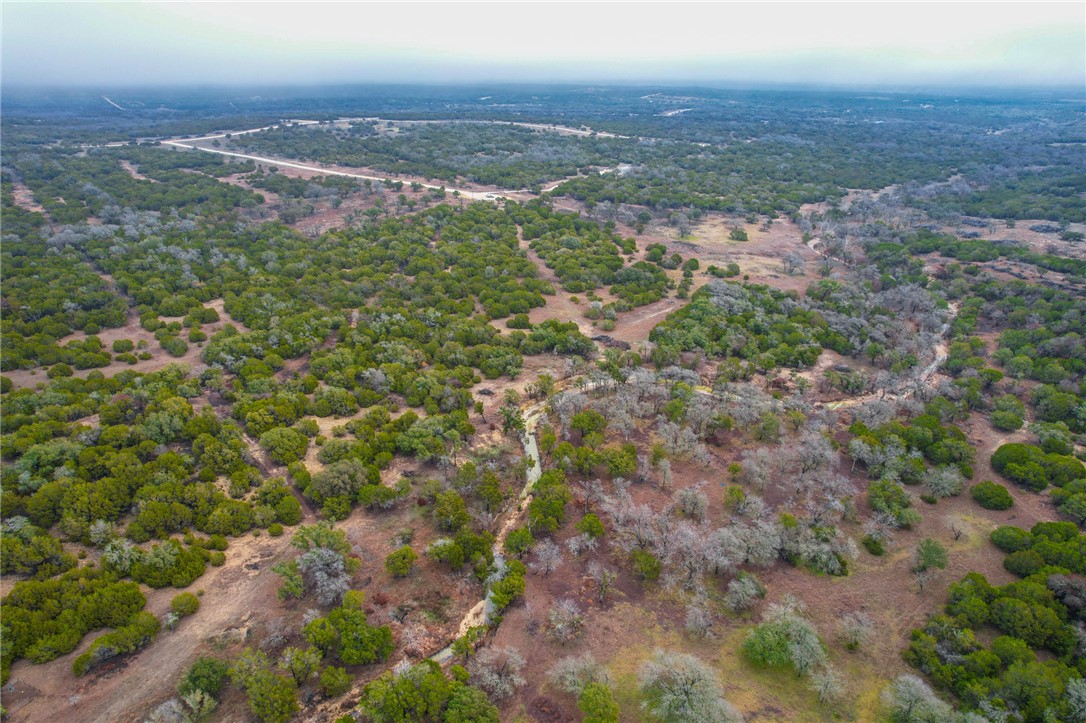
xmin=319 ymin=666 xmax=352 ymax=697
xmin=579 ymin=681 xmax=620 ymax=723
xmin=913 ymin=538 xmax=948 ymax=591
xmin=433 ymin=491 xmax=470 ymax=531
xmin=260 ymin=427 xmax=310 ymax=465
xmin=278 ymin=646 xmax=321 ymax=686
xmin=384 ymin=546 xmax=418 ymax=578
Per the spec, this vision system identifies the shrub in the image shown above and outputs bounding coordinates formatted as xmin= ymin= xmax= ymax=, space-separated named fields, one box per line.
xmin=575 ymin=513 xmax=605 ymax=539
xmin=971 ymin=481 xmax=1013 ymax=510
xmin=991 ymin=410 xmax=1023 ymax=432
xmin=320 ymin=666 xmax=352 ymax=697
xmin=179 ymin=656 xmax=229 ymax=698
xmin=991 ymin=525 xmax=1032 ymax=553
xmin=48 ymin=363 xmax=74 ymax=378
xmin=384 ymin=546 xmax=417 ymax=578
xmin=862 ymin=534 xmax=886 ymax=556
xmin=579 ymin=681 xmax=620 ymax=723
xmin=73 ymin=612 xmax=161 ymax=676
xmin=171 ymin=592 xmax=200 ymax=617
xmin=631 ymin=549 xmax=661 ymax=581
xmin=1003 ymin=550 xmax=1046 ymax=577
xmin=502 ymin=527 xmax=534 ymax=557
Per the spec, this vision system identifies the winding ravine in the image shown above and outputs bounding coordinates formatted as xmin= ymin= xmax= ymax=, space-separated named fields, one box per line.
xmin=430 ymin=404 xmax=545 ymax=663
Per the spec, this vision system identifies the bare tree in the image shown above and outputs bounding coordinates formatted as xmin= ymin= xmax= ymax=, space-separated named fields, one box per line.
xmin=547 ymin=598 xmax=585 ymax=644
xmin=809 ymin=665 xmax=845 ymax=704
xmin=470 ymin=646 xmax=526 ymax=700
xmin=838 ymin=611 xmax=874 ymax=651
xmin=783 ymin=251 xmax=806 ymax=275
xmin=677 ymin=483 xmax=709 ymax=522
xmin=639 ymin=650 xmax=742 ymax=723
xmin=588 ymin=562 xmax=617 ymax=603
xmin=548 ymin=653 xmax=612 ymax=695
xmin=725 ymin=572 xmax=767 ymax=613
xmin=530 ymin=539 xmax=563 ymax=576
xmin=685 ymin=603 xmax=714 ymax=639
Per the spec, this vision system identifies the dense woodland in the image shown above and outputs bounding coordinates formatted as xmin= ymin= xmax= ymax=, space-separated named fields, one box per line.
xmin=1 ymin=85 xmax=1084 ymax=723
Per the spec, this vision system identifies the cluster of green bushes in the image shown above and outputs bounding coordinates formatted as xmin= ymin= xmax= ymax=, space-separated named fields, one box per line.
xmin=849 ymin=415 xmax=976 ymax=481
xmin=72 ymin=611 xmax=160 ymax=676
xmin=990 ymin=522 xmax=1085 ymax=577
xmin=358 ymin=659 xmax=499 ymax=722
xmin=9 ymin=147 xmax=260 ymax=224
xmin=970 ymin=480 xmax=1014 ymax=511
xmin=906 ymin=564 xmax=1084 ymax=721
xmin=650 ymin=281 xmax=824 ymax=372
xmin=991 ymin=442 xmax=1084 ymax=493
xmin=1 ymin=568 xmax=146 ymax=680
xmin=303 ymin=591 xmax=394 ymax=666
xmin=1 ymin=235 xmax=127 ymax=369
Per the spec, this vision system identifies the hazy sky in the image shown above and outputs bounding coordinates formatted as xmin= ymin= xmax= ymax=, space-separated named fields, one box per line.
xmin=3 ymin=2 xmax=1084 ymax=88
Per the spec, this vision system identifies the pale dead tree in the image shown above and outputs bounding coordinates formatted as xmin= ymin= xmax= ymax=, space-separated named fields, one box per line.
xmin=923 ymin=466 xmax=964 ymax=499
xmin=838 ymin=611 xmax=874 ymax=651
xmin=548 ymin=653 xmax=612 ymax=695
xmin=547 ymin=599 xmax=585 ymax=644
xmin=734 ymin=492 xmax=768 ymax=521
xmin=740 ymin=447 xmax=775 ymax=492
xmin=801 ymin=472 xmax=858 ymax=525
xmin=651 ymin=510 xmax=680 ymax=559
xmin=664 ymin=521 xmax=708 ymax=592
xmin=470 ymin=646 xmax=526 ymax=700
xmin=702 ymin=527 xmax=741 ymax=577
xmin=612 ymin=407 xmax=637 ymax=442
xmin=567 ymin=533 xmax=597 ymax=557
xmin=676 ymin=483 xmax=709 ymax=522
xmin=725 ymin=572 xmax=766 ymax=613
xmin=792 ymin=430 xmax=836 ymax=479
xmin=692 ymin=443 xmax=713 ymax=468
xmin=734 ymin=520 xmax=782 ymax=567
xmin=639 ymin=650 xmax=743 ymax=723
xmin=657 ymin=458 xmax=673 ymax=489
xmin=588 ymin=368 xmax=615 ymax=394
xmin=864 ymin=515 xmax=899 ymax=550
xmin=609 ymin=503 xmax=658 ymax=552
xmin=685 ymin=602 xmax=714 ymax=638
xmin=549 ymin=391 xmax=588 ymax=438
xmin=783 ymin=251 xmax=806 ymax=275
xmin=655 ymin=416 xmax=700 ymax=458
xmin=850 ymin=399 xmax=897 ymax=428
xmin=675 ymin=212 xmax=692 ymax=237
xmin=530 ymin=539 xmax=563 ymax=576
xmin=809 ymin=665 xmax=845 ymax=704
xmin=297 ymin=547 xmax=350 ymax=606
xmin=575 ymin=477 xmax=606 ymax=513
xmin=587 ymin=562 xmax=617 ymax=603
xmin=685 ymin=395 xmax=719 ymax=438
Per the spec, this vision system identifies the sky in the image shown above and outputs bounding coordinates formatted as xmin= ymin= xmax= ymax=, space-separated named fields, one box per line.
xmin=3 ymin=2 xmax=1084 ymax=89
